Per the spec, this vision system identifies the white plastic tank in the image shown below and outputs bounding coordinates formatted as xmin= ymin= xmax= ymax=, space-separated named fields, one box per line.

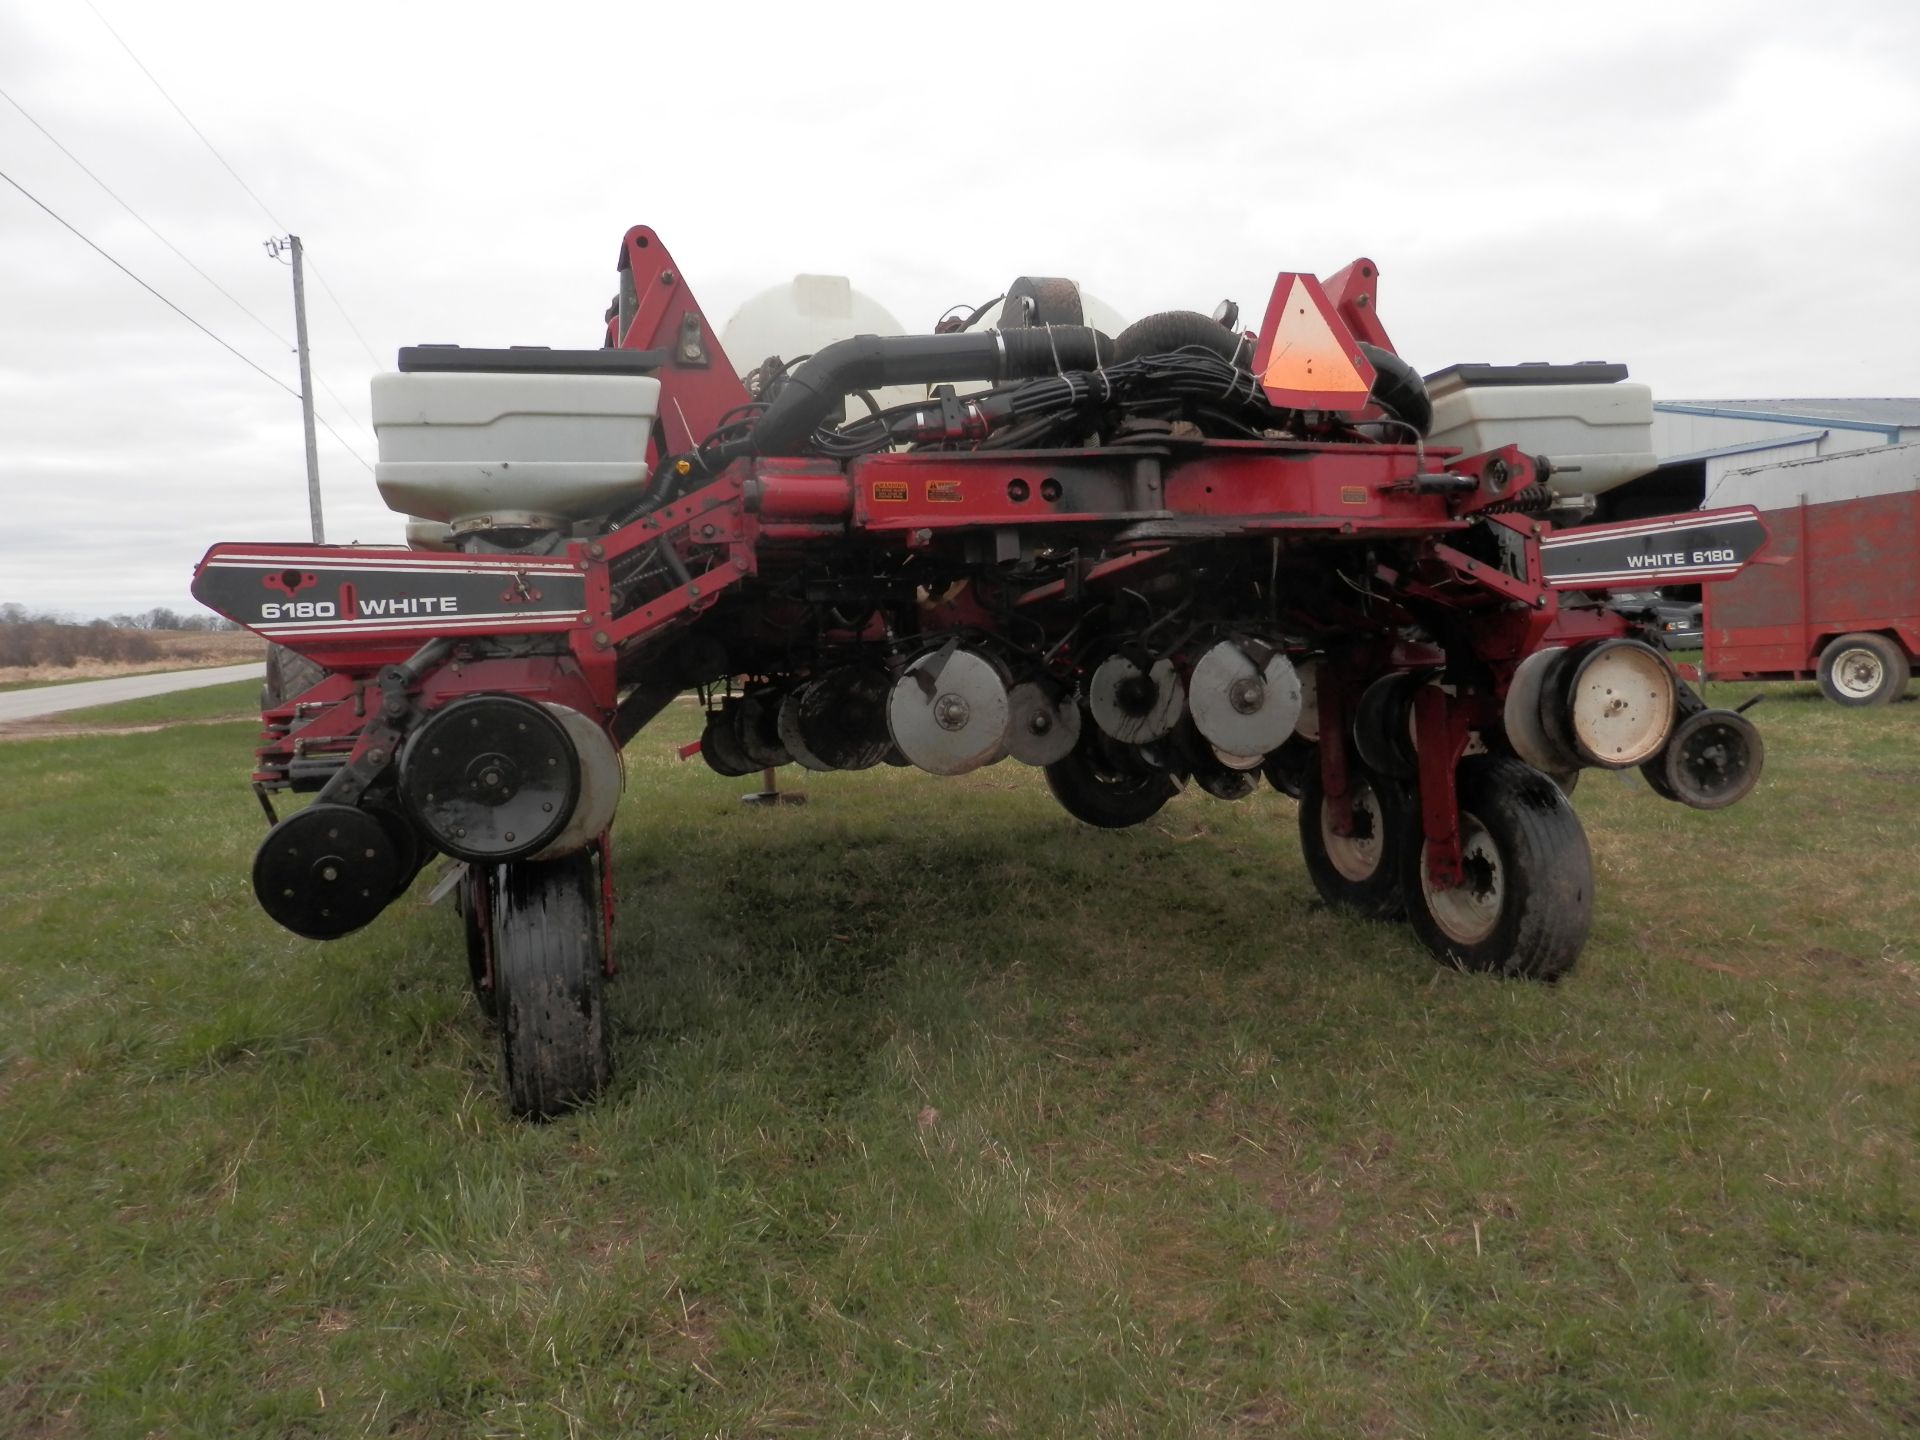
xmin=1425 ymin=362 xmax=1656 ymax=496
xmin=372 ymin=370 xmax=660 ymax=528
xmin=722 ymin=275 xmax=920 ymax=415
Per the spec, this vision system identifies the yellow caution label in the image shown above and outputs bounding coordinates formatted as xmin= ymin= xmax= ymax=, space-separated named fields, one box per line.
xmin=926 ymin=481 xmax=963 ymax=503
xmin=872 ymin=480 xmax=909 ymax=503
xmin=1340 ymin=485 xmax=1368 ymax=505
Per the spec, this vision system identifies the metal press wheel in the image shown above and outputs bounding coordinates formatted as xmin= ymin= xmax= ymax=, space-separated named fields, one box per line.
xmin=1297 ymin=753 xmax=1412 ymax=919
xmin=1817 ymin=633 xmax=1910 ymax=707
xmin=1399 ymin=755 xmax=1592 ymax=982
xmin=491 ymin=849 xmax=610 ymax=1119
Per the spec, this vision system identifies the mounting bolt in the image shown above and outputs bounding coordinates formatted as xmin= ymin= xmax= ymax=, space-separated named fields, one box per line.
xmin=1534 ymin=594 xmax=1547 ymax=608
xmin=594 ymin=630 xmax=611 ymax=647
xmin=700 ymin=523 xmax=717 ymax=538
xmin=659 ymin=269 xmax=675 ymax=285
xmin=687 ymin=584 xmax=701 ymax=598
xmin=734 ymin=557 xmax=750 ymax=572
xmin=1228 ymin=678 xmax=1266 ymax=715
xmin=587 ymin=541 xmax=606 ymax=560
xmin=366 ymin=748 xmax=386 ymax=766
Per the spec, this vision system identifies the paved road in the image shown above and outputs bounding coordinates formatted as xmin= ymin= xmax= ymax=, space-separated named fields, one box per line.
xmin=0 ymin=662 xmax=265 ymax=723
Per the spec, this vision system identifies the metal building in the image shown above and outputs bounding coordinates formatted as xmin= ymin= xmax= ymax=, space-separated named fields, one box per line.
xmin=1602 ymin=398 xmax=1920 ymax=520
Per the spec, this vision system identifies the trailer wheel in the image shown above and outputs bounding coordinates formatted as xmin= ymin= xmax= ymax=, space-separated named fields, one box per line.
xmin=1298 ymin=756 xmax=1411 ymax=918
xmin=1044 ymin=729 xmax=1178 ymax=829
xmin=1401 ymin=755 xmax=1591 ymax=981
xmin=1817 ymin=633 xmax=1910 ymax=707
xmin=491 ymin=850 xmax=609 ymax=1119
xmin=456 ymin=865 xmax=498 ymax=1022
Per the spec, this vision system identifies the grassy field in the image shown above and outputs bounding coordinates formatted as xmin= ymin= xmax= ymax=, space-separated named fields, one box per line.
xmin=1 ymin=678 xmax=1915 ymax=1437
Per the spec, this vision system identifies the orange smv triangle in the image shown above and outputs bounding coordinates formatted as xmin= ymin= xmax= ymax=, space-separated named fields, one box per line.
xmin=1251 ymin=272 xmax=1376 ymax=412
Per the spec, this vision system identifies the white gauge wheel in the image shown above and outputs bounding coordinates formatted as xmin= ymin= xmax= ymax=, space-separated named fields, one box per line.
xmin=1089 ymin=653 xmax=1187 ymax=744
xmin=1212 ymin=746 xmax=1267 ymax=773
xmin=1188 ymin=641 xmax=1302 ymax=757
xmin=1567 ymin=640 xmax=1676 ymax=768
xmin=1323 ymin=776 xmax=1390 ymax=884
xmin=1005 ymin=681 xmax=1082 ymax=767
xmin=1504 ymin=646 xmax=1577 ymax=774
xmin=1293 ymin=657 xmax=1321 ymax=741
xmin=1420 ymin=812 xmax=1504 ymax=945
xmin=886 ymin=650 xmax=1011 ymax=776
xmin=777 ymin=682 xmax=835 ymax=772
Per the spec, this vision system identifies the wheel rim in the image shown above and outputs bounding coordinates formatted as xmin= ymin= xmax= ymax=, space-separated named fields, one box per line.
xmin=1322 ymin=778 xmax=1385 ymax=882
xmin=1833 ymin=648 xmax=1884 ymax=698
xmin=1421 ymin=813 xmax=1503 ymax=945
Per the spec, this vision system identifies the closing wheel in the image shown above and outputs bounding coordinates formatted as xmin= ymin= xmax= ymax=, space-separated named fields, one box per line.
xmin=700 ymin=707 xmax=758 ymax=777
xmin=1662 ymin=708 xmax=1765 ymax=810
xmin=1044 ymin=726 xmax=1178 ymax=829
xmin=1401 ymin=755 xmax=1592 ymax=981
xmin=492 ymin=850 xmax=610 ymax=1119
xmin=1817 ymin=632 xmax=1910 ymax=707
xmin=1262 ymin=734 xmax=1314 ymax=799
xmin=1297 ymin=755 xmax=1411 ymax=918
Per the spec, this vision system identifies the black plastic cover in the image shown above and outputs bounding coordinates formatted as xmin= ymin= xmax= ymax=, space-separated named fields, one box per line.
xmin=397 ymin=345 xmax=667 ymax=375
xmin=1424 ymin=361 xmax=1630 ymax=388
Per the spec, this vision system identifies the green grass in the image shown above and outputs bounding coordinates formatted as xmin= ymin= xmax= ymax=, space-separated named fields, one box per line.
xmin=20 ymin=678 xmax=261 ymax=728
xmin=1 ymin=683 xmax=1915 ymax=1437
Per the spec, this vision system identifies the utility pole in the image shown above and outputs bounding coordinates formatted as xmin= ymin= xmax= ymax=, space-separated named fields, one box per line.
xmin=266 ymin=234 xmax=324 ymax=543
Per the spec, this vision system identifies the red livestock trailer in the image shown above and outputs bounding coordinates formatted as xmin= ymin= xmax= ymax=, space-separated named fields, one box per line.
xmin=1701 ymin=443 xmax=1919 ymax=705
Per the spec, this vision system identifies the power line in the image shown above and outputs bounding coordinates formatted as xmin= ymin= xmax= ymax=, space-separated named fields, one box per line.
xmin=0 ymin=82 xmax=293 ymax=352
xmin=81 ymin=0 xmax=289 ymax=232
xmin=315 ymin=414 xmax=374 ymax=474
xmin=0 ymin=79 xmax=377 ymax=442
xmin=304 ymin=260 xmax=384 ymax=369
xmin=1 ymin=165 xmax=376 ymax=474
xmin=0 ymin=164 xmax=300 ymax=401
xmin=82 ymin=0 xmax=388 ymax=371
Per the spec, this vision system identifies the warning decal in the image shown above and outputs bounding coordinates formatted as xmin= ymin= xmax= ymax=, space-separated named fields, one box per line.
xmin=872 ymin=480 xmax=909 ymax=503
xmin=926 ymin=481 xmax=963 ymax=503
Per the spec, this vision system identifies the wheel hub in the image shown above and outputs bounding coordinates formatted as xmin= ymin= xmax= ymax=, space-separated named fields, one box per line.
xmin=1422 ymin=815 xmax=1503 ymax=946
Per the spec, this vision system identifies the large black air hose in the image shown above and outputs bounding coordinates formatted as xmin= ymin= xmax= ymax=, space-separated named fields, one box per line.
xmin=737 ymin=327 xmax=1114 ymax=459
xmin=1112 ymin=310 xmax=1250 ymax=364
xmin=1357 ymin=341 xmax=1432 ymax=436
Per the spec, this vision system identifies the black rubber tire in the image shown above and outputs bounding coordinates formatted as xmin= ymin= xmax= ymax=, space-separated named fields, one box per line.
xmin=261 ymin=642 xmax=327 ymax=711
xmin=1297 ymin=755 xmax=1412 ymax=919
xmin=1400 ymin=755 xmax=1592 ymax=982
xmin=492 ymin=850 xmax=610 ymax=1119
xmin=1261 ymin=734 xmax=1315 ymax=799
xmin=457 ymin=865 xmax=498 ymax=1022
xmin=1816 ymin=632 xmax=1910 ymax=707
xmin=1662 ymin=708 xmax=1765 ymax=811
xmin=1043 ymin=729 xmax=1178 ymax=829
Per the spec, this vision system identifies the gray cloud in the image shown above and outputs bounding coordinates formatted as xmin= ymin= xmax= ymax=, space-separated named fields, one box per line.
xmin=3 ymin=0 xmax=1916 ymax=616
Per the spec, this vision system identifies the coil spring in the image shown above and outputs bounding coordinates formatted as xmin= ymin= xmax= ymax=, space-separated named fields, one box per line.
xmin=1480 ymin=485 xmax=1555 ymax=515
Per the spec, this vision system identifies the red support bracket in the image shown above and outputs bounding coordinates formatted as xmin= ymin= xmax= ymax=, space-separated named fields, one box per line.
xmin=1411 ymin=684 xmax=1484 ymax=890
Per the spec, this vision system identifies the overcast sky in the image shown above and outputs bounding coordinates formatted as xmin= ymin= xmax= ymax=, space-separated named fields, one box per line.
xmin=2 ymin=0 xmax=1916 ymax=617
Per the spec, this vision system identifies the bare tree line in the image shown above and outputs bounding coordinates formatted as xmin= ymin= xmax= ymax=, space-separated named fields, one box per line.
xmin=0 ymin=603 xmax=239 ymax=668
